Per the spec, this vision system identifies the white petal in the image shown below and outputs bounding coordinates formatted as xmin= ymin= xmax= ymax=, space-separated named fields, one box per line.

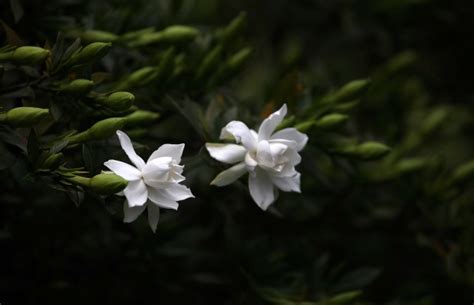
xmin=123 ymin=200 xmax=147 ymax=223
xmin=162 ymin=183 xmax=194 ymax=201
xmin=205 ymin=143 xmax=247 ymax=164
xmin=244 ymin=153 xmax=258 ymax=171
xmin=210 ymin=162 xmax=247 ymax=186
xmin=116 ymin=130 xmax=145 ymax=170
xmin=142 ymin=156 xmax=172 ymax=183
xmin=256 ymin=140 xmax=274 ymax=168
xmin=123 ymin=180 xmax=148 ymax=207
xmin=148 ymin=143 xmax=185 ymax=163
xmin=271 ymin=128 xmax=308 ymax=151
xmin=271 ymin=173 xmax=301 ymax=192
xmin=148 ymin=187 xmax=179 ymax=210
xmin=219 ymin=121 xmax=257 ymax=151
xmin=147 ymin=203 xmax=160 ymax=233
xmin=104 ymin=159 xmax=141 ymax=181
xmin=257 ymin=104 xmax=287 ymax=141
xmin=248 ymin=168 xmax=276 ymax=210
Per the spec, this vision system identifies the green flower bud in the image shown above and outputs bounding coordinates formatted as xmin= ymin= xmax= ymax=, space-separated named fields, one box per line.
xmin=160 ymin=25 xmax=199 ymax=43
xmin=120 ymin=27 xmax=155 ymax=42
xmin=131 ymin=26 xmax=199 ymax=47
xmin=332 ymin=100 xmax=360 ymax=112
xmin=336 ymin=141 xmax=391 ymax=160
xmin=195 ymin=44 xmax=223 ymax=80
xmin=321 ymin=79 xmax=370 ymax=105
xmin=210 ymin=47 xmax=252 ymax=86
xmin=87 ymin=117 xmax=126 ymax=140
xmin=421 ymin=108 xmax=448 ymax=136
xmin=70 ymin=42 xmax=111 ymax=65
xmin=382 ymin=51 xmax=417 ymax=76
xmin=225 ymin=47 xmax=252 ymax=71
xmin=80 ymin=30 xmax=118 ymax=43
xmin=0 ymin=107 xmax=50 ymax=127
xmin=295 ymin=120 xmax=316 ymax=133
xmin=217 ymin=11 xmax=247 ymax=43
xmin=99 ymin=91 xmax=135 ymax=111
xmin=89 ymin=173 xmax=128 ymax=195
xmin=451 ymin=160 xmax=474 ymax=185
xmin=42 ymin=153 xmax=64 ymax=169
xmin=119 ymin=66 xmax=158 ymax=89
xmin=60 ymin=79 xmax=94 ymax=94
xmin=125 ymin=110 xmax=160 ymax=127
xmin=395 ymin=158 xmax=428 ymax=174
xmin=126 ymin=128 xmax=148 ymax=138
xmin=9 ymin=46 xmax=50 ymax=65
xmin=314 ymin=113 xmax=348 ymax=129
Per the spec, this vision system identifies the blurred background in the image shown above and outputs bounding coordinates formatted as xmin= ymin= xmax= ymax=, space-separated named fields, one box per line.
xmin=0 ymin=0 xmax=473 ymax=304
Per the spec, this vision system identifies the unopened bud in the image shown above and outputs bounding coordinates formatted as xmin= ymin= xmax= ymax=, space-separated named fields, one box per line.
xmin=0 ymin=107 xmax=50 ymax=127
xmin=160 ymin=25 xmax=199 ymax=43
xmin=9 ymin=46 xmax=50 ymax=65
xmin=120 ymin=66 xmax=158 ymax=89
xmin=89 ymin=173 xmax=128 ymax=195
xmin=217 ymin=12 xmax=247 ymax=43
xmin=70 ymin=42 xmax=111 ymax=65
xmin=80 ymin=30 xmax=118 ymax=43
xmin=195 ymin=44 xmax=223 ymax=80
xmin=225 ymin=47 xmax=252 ymax=71
xmin=336 ymin=141 xmax=391 ymax=160
xmin=87 ymin=117 xmax=126 ymax=140
xmin=125 ymin=110 xmax=160 ymax=127
xmin=321 ymin=79 xmax=370 ymax=105
xmin=451 ymin=160 xmax=474 ymax=185
xmin=421 ymin=108 xmax=448 ymax=135
xmin=210 ymin=47 xmax=252 ymax=86
xmin=99 ymin=91 xmax=135 ymax=111
xmin=42 ymin=153 xmax=64 ymax=169
xmin=295 ymin=120 xmax=316 ymax=133
xmin=60 ymin=79 xmax=94 ymax=94
xmin=126 ymin=128 xmax=148 ymax=138
xmin=314 ymin=113 xmax=348 ymax=129
xmin=332 ymin=100 xmax=360 ymax=112
xmin=131 ymin=26 xmax=199 ymax=47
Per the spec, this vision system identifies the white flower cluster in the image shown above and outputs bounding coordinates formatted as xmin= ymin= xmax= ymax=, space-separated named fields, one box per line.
xmin=104 ymin=104 xmax=307 ymax=232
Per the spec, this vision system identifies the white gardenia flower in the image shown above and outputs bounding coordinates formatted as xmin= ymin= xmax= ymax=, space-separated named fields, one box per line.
xmin=205 ymin=104 xmax=308 ymax=210
xmin=104 ymin=130 xmax=194 ymax=232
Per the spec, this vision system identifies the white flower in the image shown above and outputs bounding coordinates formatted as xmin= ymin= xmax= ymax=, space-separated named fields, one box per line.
xmin=205 ymin=104 xmax=308 ymax=210
xmin=104 ymin=130 xmax=194 ymax=232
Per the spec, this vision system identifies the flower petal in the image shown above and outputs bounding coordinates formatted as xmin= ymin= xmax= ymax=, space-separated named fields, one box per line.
xmin=104 ymin=159 xmax=141 ymax=181
xmin=116 ymin=130 xmax=145 ymax=170
xmin=162 ymin=183 xmax=194 ymax=201
xmin=142 ymin=156 xmax=172 ymax=184
xmin=210 ymin=162 xmax=247 ymax=186
xmin=256 ymin=140 xmax=274 ymax=168
xmin=148 ymin=187 xmax=179 ymax=210
xmin=220 ymin=121 xmax=257 ymax=151
xmin=148 ymin=143 xmax=185 ymax=163
xmin=271 ymin=127 xmax=308 ymax=151
xmin=123 ymin=180 xmax=148 ymax=207
xmin=147 ymin=203 xmax=160 ymax=233
xmin=258 ymin=104 xmax=287 ymax=141
xmin=123 ymin=200 xmax=147 ymax=223
xmin=271 ymin=173 xmax=301 ymax=192
xmin=205 ymin=143 xmax=247 ymax=164
xmin=245 ymin=153 xmax=258 ymax=171
xmin=248 ymin=168 xmax=276 ymax=210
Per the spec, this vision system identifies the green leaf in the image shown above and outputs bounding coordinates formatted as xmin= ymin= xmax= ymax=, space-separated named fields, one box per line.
xmin=27 ymin=129 xmax=40 ymax=165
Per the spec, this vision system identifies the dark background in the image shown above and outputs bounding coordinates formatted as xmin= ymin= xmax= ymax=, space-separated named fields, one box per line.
xmin=1 ymin=0 xmax=473 ymax=304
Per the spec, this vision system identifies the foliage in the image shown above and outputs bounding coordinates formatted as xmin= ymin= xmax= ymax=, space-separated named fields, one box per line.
xmin=0 ymin=0 xmax=473 ymax=304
